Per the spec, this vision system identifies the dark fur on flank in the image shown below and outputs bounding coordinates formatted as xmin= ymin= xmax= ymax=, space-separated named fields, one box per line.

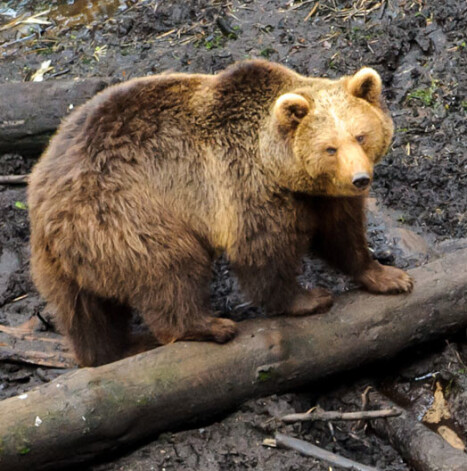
xmin=28 ymin=60 xmax=413 ymax=366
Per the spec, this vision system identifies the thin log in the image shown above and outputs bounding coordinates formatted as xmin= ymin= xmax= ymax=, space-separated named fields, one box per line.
xmin=370 ymin=390 xmax=467 ymax=471
xmin=281 ymin=407 xmax=402 ymax=423
xmin=0 ymin=248 xmax=466 ymax=471
xmin=0 ymin=318 xmax=74 ymax=368
xmin=0 ymin=79 xmax=115 ymax=156
xmin=274 ymin=433 xmax=379 ymax=471
xmin=0 ymin=346 xmax=74 ymax=369
xmin=0 ymin=174 xmax=28 ymax=184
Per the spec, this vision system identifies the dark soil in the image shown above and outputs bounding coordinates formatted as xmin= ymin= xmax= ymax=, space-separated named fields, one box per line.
xmin=0 ymin=1 xmax=466 ymax=470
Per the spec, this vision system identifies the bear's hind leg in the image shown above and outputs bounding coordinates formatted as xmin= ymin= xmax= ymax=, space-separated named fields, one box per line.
xmin=52 ymin=282 xmax=133 ymax=366
xmin=72 ymin=294 xmax=133 ymax=366
xmin=231 ymin=235 xmax=333 ymax=317
xmin=136 ymin=273 xmax=237 ymax=345
xmin=133 ymin=241 xmax=237 ymax=345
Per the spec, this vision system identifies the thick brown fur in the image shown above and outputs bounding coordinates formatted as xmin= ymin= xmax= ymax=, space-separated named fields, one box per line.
xmin=28 ymin=60 xmax=413 ymax=366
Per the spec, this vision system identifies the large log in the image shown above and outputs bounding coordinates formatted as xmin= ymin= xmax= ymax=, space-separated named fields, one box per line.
xmin=0 ymin=248 xmax=466 ymax=471
xmin=0 ymin=79 xmax=114 ymax=156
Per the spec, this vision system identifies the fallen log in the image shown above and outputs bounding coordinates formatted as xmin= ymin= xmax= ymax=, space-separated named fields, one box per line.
xmin=370 ymin=390 xmax=467 ymax=471
xmin=0 ymin=247 xmax=466 ymax=471
xmin=0 ymin=79 xmax=115 ymax=156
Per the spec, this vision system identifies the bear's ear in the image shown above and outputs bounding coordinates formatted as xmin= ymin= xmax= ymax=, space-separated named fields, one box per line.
xmin=347 ymin=67 xmax=382 ymax=106
xmin=273 ymin=93 xmax=311 ymax=133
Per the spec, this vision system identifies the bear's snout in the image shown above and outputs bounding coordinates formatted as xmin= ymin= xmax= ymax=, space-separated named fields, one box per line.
xmin=352 ymin=172 xmax=371 ymax=190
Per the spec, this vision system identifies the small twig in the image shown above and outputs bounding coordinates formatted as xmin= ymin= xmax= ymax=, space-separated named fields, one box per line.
xmin=304 ymin=2 xmax=320 ymax=21
xmin=327 ymin=421 xmax=336 ymax=442
xmin=281 ymin=406 xmax=401 ymax=423
xmin=288 ymin=0 xmax=314 ymax=11
xmin=354 ymin=385 xmax=373 ymax=431
xmin=36 ymin=312 xmax=53 ymax=329
xmin=272 ymin=433 xmax=380 ymax=471
xmin=0 ymin=33 xmax=37 ymax=49
xmin=0 ymin=174 xmax=29 ymax=185
xmin=49 ymin=68 xmax=70 ymax=78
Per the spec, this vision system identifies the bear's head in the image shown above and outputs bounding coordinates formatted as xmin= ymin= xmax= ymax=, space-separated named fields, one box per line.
xmin=262 ymin=67 xmax=393 ymax=197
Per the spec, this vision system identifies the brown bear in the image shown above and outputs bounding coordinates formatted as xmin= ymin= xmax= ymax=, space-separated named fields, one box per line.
xmin=28 ymin=60 xmax=413 ymax=367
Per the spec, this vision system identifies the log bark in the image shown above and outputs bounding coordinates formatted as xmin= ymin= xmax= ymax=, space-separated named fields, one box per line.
xmin=0 ymin=79 xmax=114 ymax=156
xmin=0 ymin=248 xmax=466 ymax=471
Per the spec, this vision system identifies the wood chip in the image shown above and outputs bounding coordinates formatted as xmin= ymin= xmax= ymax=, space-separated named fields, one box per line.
xmin=437 ymin=426 xmax=466 ymax=451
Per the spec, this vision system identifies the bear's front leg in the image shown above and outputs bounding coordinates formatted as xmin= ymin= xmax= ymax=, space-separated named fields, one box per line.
xmin=234 ymin=262 xmax=334 ymax=316
xmin=310 ymin=196 xmax=413 ymax=294
xmin=230 ymin=233 xmax=333 ymax=316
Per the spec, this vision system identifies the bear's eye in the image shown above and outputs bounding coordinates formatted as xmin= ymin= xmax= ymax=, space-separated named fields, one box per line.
xmin=356 ymin=134 xmax=366 ymax=144
xmin=326 ymin=147 xmax=337 ymax=155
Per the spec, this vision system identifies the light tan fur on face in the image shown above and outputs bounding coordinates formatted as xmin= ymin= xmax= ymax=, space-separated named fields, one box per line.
xmin=317 ymin=92 xmax=373 ymax=192
xmin=288 ymin=69 xmax=393 ymax=197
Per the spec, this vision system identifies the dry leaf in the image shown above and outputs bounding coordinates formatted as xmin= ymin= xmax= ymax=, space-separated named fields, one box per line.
xmin=423 ymin=381 xmax=451 ymax=424
xmin=262 ymin=438 xmax=277 ymax=448
xmin=31 ymin=60 xmax=53 ymax=82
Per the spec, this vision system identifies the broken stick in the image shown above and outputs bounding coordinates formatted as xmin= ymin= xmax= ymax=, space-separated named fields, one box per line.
xmin=0 ymin=174 xmax=28 ymax=184
xmin=281 ymin=406 xmax=402 ymax=423
xmin=274 ymin=433 xmax=379 ymax=471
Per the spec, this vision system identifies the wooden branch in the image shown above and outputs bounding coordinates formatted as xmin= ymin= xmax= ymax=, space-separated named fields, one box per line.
xmin=0 ymin=174 xmax=28 ymax=184
xmin=0 ymin=248 xmax=466 ymax=471
xmin=0 ymin=346 xmax=75 ymax=369
xmin=0 ymin=318 xmax=75 ymax=368
xmin=281 ymin=406 xmax=402 ymax=423
xmin=370 ymin=390 xmax=467 ymax=471
xmin=0 ymin=79 xmax=115 ymax=156
xmin=273 ymin=433 xmax=379 ymax=471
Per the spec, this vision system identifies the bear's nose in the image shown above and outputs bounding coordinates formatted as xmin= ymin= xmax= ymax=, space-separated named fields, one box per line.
xmin=352 ymin=172 xmax=371 ymax=190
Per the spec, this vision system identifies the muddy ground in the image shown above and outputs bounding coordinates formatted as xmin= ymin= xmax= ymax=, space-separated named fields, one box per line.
xmin=0 ymin=0 xmax=466 ymax=469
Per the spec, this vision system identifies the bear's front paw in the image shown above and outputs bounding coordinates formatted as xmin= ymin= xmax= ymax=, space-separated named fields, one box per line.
xmin=358 ymin=263 xmax=414 ymax=294
xmin=287 ymin=287 xmax=334 ymax=316
xmin=208 ymin=318 xmax=238 ymax=343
